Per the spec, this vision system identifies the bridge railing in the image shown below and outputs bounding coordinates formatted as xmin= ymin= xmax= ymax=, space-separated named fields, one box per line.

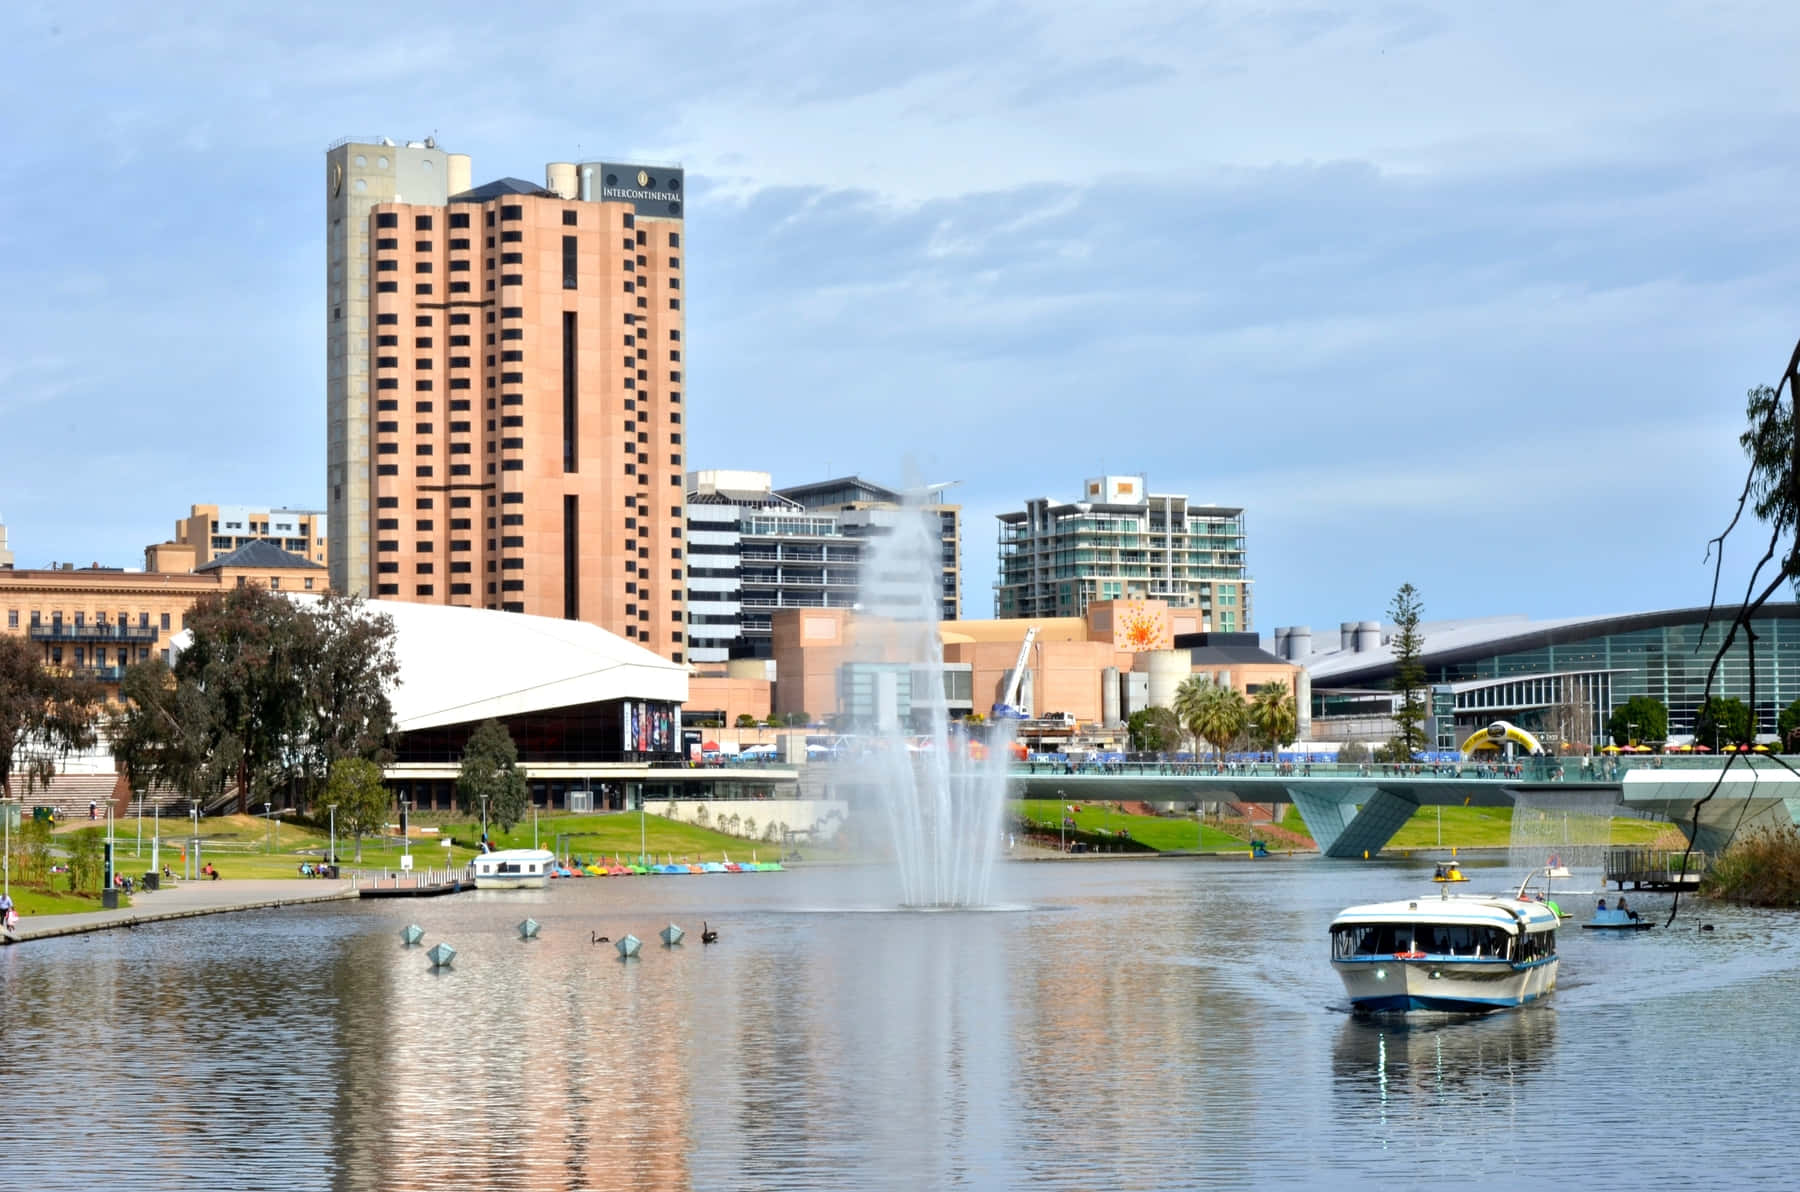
xmin=1003 ymin=755 xmax=1797 ymax=782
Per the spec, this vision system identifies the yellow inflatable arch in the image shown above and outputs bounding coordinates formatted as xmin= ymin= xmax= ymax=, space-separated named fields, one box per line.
xmin=1461 ymin=720 xmax=1543 ymax=755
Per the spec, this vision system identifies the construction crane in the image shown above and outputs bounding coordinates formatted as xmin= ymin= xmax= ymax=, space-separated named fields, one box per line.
xmin=991 ymin=626 xmax=1040 ymax=720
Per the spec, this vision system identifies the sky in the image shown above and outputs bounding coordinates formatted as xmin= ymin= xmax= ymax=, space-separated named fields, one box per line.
xmin=2 ymin=0 xmax=1796 ymax=636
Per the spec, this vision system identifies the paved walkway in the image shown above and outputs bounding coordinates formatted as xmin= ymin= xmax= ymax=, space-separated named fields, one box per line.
xmin=1 ymin=879 xmax=358 ymax=945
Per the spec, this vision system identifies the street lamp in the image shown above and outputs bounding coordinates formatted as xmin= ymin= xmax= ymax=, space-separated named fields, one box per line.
xmin=190 ymin=806 xmax=198 ymax=880
xmin=327 ymin=803 xmax=337 ymax=866
xmin=264 ymin=802 xmax=274 ymax=854
xmin=479 ymin=794 xmax=489 ymax=847
xmin=1057 ymin=788 xmax=1067 ymax=854
xmin=1628 ymin=721 xmax=1638 ymax=748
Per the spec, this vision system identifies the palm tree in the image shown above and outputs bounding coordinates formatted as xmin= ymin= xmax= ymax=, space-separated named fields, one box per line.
xmin=1172 ymin=675 xmax=1210 ymax=756
xmin=1192 ymin=682 xmax=1249 ymax=762
xmin=1249 ymin=681 xmax=1298 ymax=756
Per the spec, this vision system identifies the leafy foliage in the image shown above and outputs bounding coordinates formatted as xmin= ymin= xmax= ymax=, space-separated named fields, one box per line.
xmin=1389 ymin=583 xmax=1427 ymax=759
xmin=67 ymin=828 xmax=105 ymax=893
xmin=326 ymin=756 xmax=391 ymax=862
xmin=0 ymin=635 xmax=103 ymax=799
xmin=1607 ymin=695 xmax=1669 ymax=747
xmin=1248 ymin=681 xmax=1298 ymax=753
xmin=1127 ymin=707 xmax=1181 ymax=753
xmin=1183 ymin=681 xmax=1248 ymax=759
xmin=457 ymin=719 xmax=529 ymax=833
xmin=1694 ymin=695 xmax=1754 ymax=749
xmin=1779 ymin=698 xmax=1800 ymax=751
xmin=109 ymin=589 xmax=398 ymax=814
xmin=735 ymin=713 xmax=757 ymax=727
xmin=1337 ymin=741 xmax=1372 ymax=764
xmin=1738 ymin=384 xmax=1799 ymax=581
xmin=1702 ymin=824 xmax=1800 ymax=906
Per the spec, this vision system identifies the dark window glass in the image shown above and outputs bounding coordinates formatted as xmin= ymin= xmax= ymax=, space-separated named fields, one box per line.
xmin=563 ymin=235 xmax=577 ymax=290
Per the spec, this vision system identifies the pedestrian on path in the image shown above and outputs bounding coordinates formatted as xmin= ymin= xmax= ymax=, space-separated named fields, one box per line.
xmin=0 ymin=890 xmax=16 ymax=932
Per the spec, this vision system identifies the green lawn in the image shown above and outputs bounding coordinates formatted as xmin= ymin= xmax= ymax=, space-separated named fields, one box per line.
xmin=5 ymin=886 xmax=126 ymax=916
xmin=1015 ymin=800 xmax=1252 ymax=852
xmin=1277 ymin=804 xmax=1677 ymax=851
xmin=429 ymin=812 xmax=801 ymax=865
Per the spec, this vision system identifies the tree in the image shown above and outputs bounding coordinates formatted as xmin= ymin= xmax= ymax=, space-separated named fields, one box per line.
xmin=1389 ymin=584 xmax=1427 ymax=760
xmin=1338 ymin=741 xmax=1372 ymax=764
xmin=1248 ymin=681 xmax=1298 ymax=754
xmin=457 ymin=719 xmax=529 ymax=833
xmin=67 ymin=828 xmax=105 ymax=894
xmin=327 ymin=757 xmax=391 ymax=863
xmin=1171 ymin=675 xmax=1209 ymax=755
xmin=784 ymin=712 xmax=811 ymax=727
xmin=1606 ymin=695 xmax=1669 ymax=747
xmin=108 ymin=588 xmax=398 ymax=814
xmin=1179 ymin=681 xmax=1248 ymax=760
xmin=735 ymin=713 xmax=757 ymax=727
xmin=1738 ymin=383 xmax=1799 ymax=581
xmin=1780 ymin=698 xmax=1800 ymax=752
xmin=1127 ymin=707 xmax=1181 ymax=753
xmin=0 ymin=635 xmax=103 ymax=799
xmin=1695 ymin=696 xmax=1754 ymax=749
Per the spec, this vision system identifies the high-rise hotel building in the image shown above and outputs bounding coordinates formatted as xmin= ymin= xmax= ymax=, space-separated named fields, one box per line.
xmin=325 ymin=137 xmax=689 ymax=660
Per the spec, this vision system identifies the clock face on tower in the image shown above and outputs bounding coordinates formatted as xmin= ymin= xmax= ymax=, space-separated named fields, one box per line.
xmin=330 ymin=161 xmax=343 ymax=197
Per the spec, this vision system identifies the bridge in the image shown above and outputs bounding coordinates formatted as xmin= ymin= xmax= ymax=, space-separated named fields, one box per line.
xmin=1000 ymin=757 xmax=1800 ymax=857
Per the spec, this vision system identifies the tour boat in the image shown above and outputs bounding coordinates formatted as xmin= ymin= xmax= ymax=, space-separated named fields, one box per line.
xmin=1329 ymin=882 xmax=1560 ymax=1014
xmin=470 ymin=848 xmax=556 ymax=890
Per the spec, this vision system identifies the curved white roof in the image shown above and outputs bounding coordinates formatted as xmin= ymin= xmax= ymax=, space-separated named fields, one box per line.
xmin=367 ymin=599 xmax=687 ymax=730
xmin=175 ymin=597 xmax=687 ymax=731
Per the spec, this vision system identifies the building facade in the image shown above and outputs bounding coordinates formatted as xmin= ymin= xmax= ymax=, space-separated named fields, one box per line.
xmin=0 ymin=543 xmax=326 ymax=694
xmin=776 ymin=476 xmax=961 ymax=622
xmin=685 ymin=470 xmax=860 ymax=664
xmin=147 ymin=504 xmax=328 ymax=571
xmin=1290 ymin=605 xmax=1800 ymax=749
xmin=995 ymin=475 xmax=1251 ymax=630
xmin=0 ymin=514 xmax=13 ymax=569
xmin=326 ymin=136 xmax=688 ymax=661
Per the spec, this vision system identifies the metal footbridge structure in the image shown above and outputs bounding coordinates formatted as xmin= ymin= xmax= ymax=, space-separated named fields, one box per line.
xmin=1002 ymin=757 xmax=1800 ymax=857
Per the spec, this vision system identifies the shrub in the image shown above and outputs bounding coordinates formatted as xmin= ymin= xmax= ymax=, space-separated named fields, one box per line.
xmin=1702 ymin=825 xmax=1800 ymax=907
xmin=735 ymin=714 xmax=758 ymax=728
xmin=693 ymin=805 xmax=710 ymax=828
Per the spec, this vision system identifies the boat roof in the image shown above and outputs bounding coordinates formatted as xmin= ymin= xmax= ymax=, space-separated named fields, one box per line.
xmin=479 ymin=848 xmax=555 ymax=861
xmin=1330 ymin=896 xmax=1560 ymax=932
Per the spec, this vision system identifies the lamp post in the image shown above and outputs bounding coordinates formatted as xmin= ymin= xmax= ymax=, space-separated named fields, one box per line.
xmin=4 ymin=797 xmax=11 ymax=901
xmin=639 ymin=788 xmax=647 ymax=866
xmin=1628 ymin=721 xmax=1638 ymax=749
xmin=327 ymin=803 xmax=337 ymax=866
xmin=479 ymin=794 xmax=489 ymax=847
xmin=1058 ymin=789 xmax=1067 ymax=855
xmin=190 ymin=807 xmax=198 ymax=880
xmin=264 ymin=802 xmax=273 ymax=854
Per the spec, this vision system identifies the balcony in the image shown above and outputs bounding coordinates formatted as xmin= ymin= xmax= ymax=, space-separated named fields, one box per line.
xmin=67 ymin=665 xmax=127 ymax=683
xmin=30 ymin=624 xmax=160 ymax=644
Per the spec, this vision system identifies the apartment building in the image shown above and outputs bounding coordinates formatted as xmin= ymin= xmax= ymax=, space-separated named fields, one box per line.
xmin=326 ymin=136 xmax=688 ymax=660
xmin=685 ymin=471 xmax=860 ymax=663
xmin=777 ymin=476 xmax=961 ymax=622
xmin=995 ymin=475 xmax=1251 ymax=630
xmin=144 ymin=504 xmax=327 ymax=572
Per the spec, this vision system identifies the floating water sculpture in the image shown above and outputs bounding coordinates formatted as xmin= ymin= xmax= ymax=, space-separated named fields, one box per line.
xmin=400 ymin=924 xmax=425 ymax=946
xmin=659 ymin=923 xmax=685 ymax=947
xmin=426 ymin=942 xmax=456 ymax=968
xmin=518 ymin=918 xmax=540 ymax=940
xmin=615 ymin=933 xmax=642 ymax=959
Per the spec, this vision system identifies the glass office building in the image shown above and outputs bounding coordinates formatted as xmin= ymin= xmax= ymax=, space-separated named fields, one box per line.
xmin=1298 ymin=605 xmax=1800 ymax=746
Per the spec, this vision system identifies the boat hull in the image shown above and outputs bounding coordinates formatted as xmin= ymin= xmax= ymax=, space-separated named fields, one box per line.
xmin=1334 ymin=957 xmax=1558 ymax=1014
xmin=472 ymin=874 xmax=550 ymax=890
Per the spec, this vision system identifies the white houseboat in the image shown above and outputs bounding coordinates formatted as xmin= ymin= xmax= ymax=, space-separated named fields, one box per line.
xmin=471 ymin=848 xmax=556 ymax=890
xmin=1329 ymin=885 xmax=1560 ymax=1014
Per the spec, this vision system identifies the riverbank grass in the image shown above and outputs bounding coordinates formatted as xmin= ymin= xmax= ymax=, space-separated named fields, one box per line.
xmin=1014 ymin=801 xmax=1252 ymax=852
xmin=1701 ymin=825 xmax=1800 ymax=906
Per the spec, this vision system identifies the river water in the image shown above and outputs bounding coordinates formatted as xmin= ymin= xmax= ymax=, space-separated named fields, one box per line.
xmin=2 ymin=855 xmax=1794 ymax=1190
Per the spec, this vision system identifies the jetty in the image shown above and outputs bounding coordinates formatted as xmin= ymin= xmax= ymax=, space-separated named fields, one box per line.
xmin=356 ymin=867 xmax=472 ymax=899
xmin=1605 ymin=847 xmax=1708 ymax=891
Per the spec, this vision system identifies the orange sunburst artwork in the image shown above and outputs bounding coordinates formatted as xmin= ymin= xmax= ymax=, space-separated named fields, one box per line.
xmin=1117 ymin=601 xmax=1169 ymax=651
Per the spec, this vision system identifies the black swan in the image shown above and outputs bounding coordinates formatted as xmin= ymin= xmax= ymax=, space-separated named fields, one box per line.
xmin=700 ymin=922 xmax=719 ymax=944
xmin=592 ymin=931 xmax=610 ymax=944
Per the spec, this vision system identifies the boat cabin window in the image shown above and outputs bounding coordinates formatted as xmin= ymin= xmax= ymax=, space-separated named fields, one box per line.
xmin=1514 ymin=928 xmax=1555 ymax=963
xmin=1331 ymin=924 xmax=1514 ymax=959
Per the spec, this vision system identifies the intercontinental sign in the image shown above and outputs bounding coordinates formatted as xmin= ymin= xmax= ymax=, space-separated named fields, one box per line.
xmin=589 ymin=162 xmax=684 ymax=218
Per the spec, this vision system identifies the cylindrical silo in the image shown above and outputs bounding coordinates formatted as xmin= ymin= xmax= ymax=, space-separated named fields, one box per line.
xmin=1135 ymin=650 xmax=1190 ymax=710
xmin=1272 ymin=627 xmax=1291 ymax=659
xmin=1287 ymin=626 xmax=1312 ymax=661
xmin=1356 ymin=621 xmax=1382 ymax=652
xmin=1101 ymin=667 xmax=1121 ymax=727
xmin=1340 ymin=622 xmax=1358 ymax=651
xmin=446 ymin=154 xmax=472 ymax=197
xmin=546 ymin=162 xmax=578 ymax=199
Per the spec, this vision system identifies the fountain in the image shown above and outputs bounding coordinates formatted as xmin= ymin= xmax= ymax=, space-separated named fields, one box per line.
xmin=1507 ymin=789 xmax=1617 ymax=874
xmin=844 ymin=499 xmax=1014 ymax=908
